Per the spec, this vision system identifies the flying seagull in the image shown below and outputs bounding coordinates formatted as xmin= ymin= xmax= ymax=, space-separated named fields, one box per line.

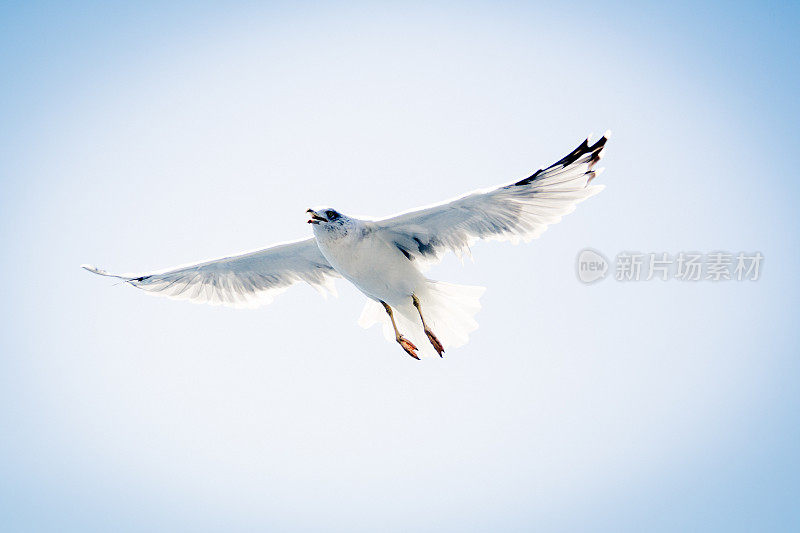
xmin=83 ymin=132 xmax=609 ymax=359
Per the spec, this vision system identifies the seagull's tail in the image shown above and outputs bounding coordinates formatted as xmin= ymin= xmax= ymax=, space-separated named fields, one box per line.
xmin=358 ymin=280 xmax=486 ymax=358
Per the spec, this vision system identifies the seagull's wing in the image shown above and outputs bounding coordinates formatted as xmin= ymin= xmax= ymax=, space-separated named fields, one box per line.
xmin=371 ymin=132 xmax=609 ymax=265
xmin=82 ymin=237 xmax=339 ymax=308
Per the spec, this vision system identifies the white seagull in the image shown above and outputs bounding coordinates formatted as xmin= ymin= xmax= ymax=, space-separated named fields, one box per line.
xmin=83 ymin=132 xmax=609 ymax=359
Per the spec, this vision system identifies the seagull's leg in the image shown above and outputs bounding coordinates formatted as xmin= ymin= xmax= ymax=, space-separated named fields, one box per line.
xmin=381 ymin=300 xmax=419 ymax=360
xmin=412 ymin=294 xmax=444 ymax=357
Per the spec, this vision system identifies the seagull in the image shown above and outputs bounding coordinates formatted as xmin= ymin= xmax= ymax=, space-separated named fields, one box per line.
xmin=83 ymin=132 xmax=609 ymax=359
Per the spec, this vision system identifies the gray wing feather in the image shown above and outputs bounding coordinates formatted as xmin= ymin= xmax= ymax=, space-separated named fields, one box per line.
xmin=82 ymin=237 xmax=339 ymax=308
xmin=372 ymin=133 xmax=609 ymax=264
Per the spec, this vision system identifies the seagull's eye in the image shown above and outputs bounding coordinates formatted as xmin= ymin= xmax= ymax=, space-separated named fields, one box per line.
xmin=326 ymin=210 xmax=338 ymax=220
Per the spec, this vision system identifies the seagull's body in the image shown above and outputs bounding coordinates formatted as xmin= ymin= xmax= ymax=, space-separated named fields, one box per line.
xmin=84 ymin=133 xmax=610 ymax=359
xmin=313 ymin=216 xmax=424 ymax=307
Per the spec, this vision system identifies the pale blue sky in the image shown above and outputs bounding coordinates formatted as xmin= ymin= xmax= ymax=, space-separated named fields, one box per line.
xmin=1 ymin=1 xmax=799 ymax=532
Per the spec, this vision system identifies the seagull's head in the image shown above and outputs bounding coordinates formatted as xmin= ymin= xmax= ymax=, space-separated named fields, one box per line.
xmin=307 ymin=207 xmax=354 ymax=238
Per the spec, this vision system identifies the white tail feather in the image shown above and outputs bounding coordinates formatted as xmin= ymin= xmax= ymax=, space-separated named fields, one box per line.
xmin=358 ymin=280 xmax=486 ymax=358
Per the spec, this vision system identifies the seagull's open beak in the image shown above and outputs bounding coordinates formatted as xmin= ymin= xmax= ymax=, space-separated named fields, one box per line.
xmin=307 ymin=209 xmax=326 ymax=224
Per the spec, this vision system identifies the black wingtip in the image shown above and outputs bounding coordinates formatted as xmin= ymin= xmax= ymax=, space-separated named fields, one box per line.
xmin=512 ymin=131 xmax=610 ymax=187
